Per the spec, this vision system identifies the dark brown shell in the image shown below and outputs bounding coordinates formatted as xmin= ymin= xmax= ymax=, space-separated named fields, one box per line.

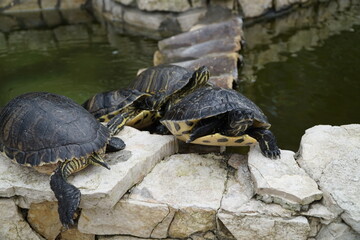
xmin=0 ymin=92 xmax=110 ymax=167
xmin=130 ymin=65 xmax=192 ymax=97
xmin=162 ymin=86 xmax=270 ymax=125
xmin=82 ymin=88 xmax=149 ymax=119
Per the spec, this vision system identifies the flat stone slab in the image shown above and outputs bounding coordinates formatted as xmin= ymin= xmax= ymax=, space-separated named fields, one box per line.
xmin=248 ymin=146 xmax=322 ymax=211
xmin=158 ymin=17 xmax=242 ymax=51
xmin=219 ymin=154 xmax=311 ymax=240
xmin=297 ymin=124 xmax=360 ymax=233
xmin=79 ymin=153 xmax=228 ymax=238
xmin=0 ymin=126 xmax=176 ymax=209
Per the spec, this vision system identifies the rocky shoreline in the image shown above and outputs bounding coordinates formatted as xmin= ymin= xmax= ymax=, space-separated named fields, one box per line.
xmin=1 ymin=124 xmax=359 ymax=239
xmin=0 ymin=1 xmax=359 ymax=239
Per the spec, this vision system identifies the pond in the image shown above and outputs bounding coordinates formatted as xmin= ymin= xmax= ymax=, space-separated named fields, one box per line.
xmin=0 ymin=1 xmax=359 ymax=152
xmin=238 ymin=0 xmax=360 ymax=151
xmin=0 ymin=13 xmax=158 ymax=105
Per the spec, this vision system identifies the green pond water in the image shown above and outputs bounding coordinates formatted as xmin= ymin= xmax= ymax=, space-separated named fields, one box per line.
xmin=239 ymin=25 xmax=360 ymax=150
xmin=0 ymin=3 xmax=359 ymax=152
xmin=0 ymin=35 xmax=157 ymax=105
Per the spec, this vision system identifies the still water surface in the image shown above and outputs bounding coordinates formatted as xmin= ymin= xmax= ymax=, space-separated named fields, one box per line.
xmin=0 ymin=36 xmax=157 ymax=105
xmin=0 ymin=3 xmax=359 ymax=151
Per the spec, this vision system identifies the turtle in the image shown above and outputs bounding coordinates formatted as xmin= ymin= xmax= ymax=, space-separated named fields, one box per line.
xmin=160 ymin=86 xmax=281 ymax=159
xmin=0 ymin=92 xmax=125 ymax=228
xmin=128 ymin=64 xmax=211 ymax=132
xmin=82 ymin=88 xmax=152 ymax=135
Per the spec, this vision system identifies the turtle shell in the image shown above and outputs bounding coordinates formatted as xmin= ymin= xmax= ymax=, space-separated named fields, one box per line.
xmin=82 ymin=88 xmax=150 ymax=122
xmin=130 ymin=64 xmax=193 ymax=97
xmin=0 ymin=92 xmax=110 ymax=167
xmin=161 ymin=86 xmax=271 ymax=146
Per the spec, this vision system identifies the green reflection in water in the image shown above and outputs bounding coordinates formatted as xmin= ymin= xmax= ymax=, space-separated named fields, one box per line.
xmin=0 ymin=36 xmax=157 ymax=106
xmin=238 ymin=25 xmax=360 ymax=151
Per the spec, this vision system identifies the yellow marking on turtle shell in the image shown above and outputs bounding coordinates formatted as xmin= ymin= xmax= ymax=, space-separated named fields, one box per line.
xmin=126 ymin=110 xmax=158 ymax=129
xmin=162 ymin=120 xmax=257 ymax=147
xmin=190 ymin=134 xmax=257 ymax=147
xmin=99 ymin=109 xmax=122 ymax=123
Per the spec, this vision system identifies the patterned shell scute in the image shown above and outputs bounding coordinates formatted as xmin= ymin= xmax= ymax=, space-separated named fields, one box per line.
xmin=162 ymin=86 xmax=269 ymax=124
xmin=0 ymin=92 xmax=110 ymax=166
xmin=82 ymin=88 xmax=148 ymax=119
xmin=130 ymin=65 xmax=192 ymax=96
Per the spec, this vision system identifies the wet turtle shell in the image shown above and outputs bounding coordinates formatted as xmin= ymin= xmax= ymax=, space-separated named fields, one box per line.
xmin=82 ymin=88 xmax=150 ymax=122
xmin=131 ymin=64 xmax=195 ymax=97
xmin=161 ymin=86 xmax=270 ymax=146
xmin=129 ymin=64 xmax=210 ymax=130
xmin=0 ymin=92 xmax=110 ymax=167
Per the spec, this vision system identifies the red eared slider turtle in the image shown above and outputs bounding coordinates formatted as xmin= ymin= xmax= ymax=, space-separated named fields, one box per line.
xmin=83 ymin=65 xmax=210 ymax=135
xmin=128 ymin=64 xmax=210 ymax=132
xmin=82 ymin=88 xmax=152 ymax=135
xmin=131 ymin=64 xmax=210 ymax=114
xmin=0 ymin=92 xmax=125 ymax=228
xmin=161 ymin=86 xmax=281 ymax=159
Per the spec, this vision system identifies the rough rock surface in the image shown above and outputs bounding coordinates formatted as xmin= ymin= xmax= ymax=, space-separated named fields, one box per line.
xmin=297 ymin=124 xmax=360 ymax=233
xmin=218 ymin=154 xmax=311 ymax=240
xmin=27 ymin=201 xmax=62 ymax=240
xmin=137 ymin=0 xmax=191 ymax=12
xmin=0 ymin=126 xmax=176 ymax=210
xmin=79 ymin=153 xmax=228 ymax=238
xmin=248 ymin=146 xmax=322 ymax=211
xmin=316 ymin=222 xmax=360 ymax=240
xmin=0 ymin=198 xmax=44 ymax=240
xmin=237 ymin=0 xmax=272 ymax=18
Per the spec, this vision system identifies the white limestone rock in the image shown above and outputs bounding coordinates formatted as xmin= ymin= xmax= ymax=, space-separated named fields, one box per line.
xmin=130 ymin=153 xmax=228 ymax=238
xmin=80 ymin=154 xmax=228 ymax=238
xmin=219 ymin=153 xmax=310 ymax=239
xmin=248 ymin=146 xmax=322 ymax=211
xmin=316 ymin=222 xmax=360 ymax=240
xmin=218 ymin=199 xmax=310 ymax=240
xmin=297 ymin=124 xmax=360 ymax=233
xmin=0 ymin=126 xmax=176 ymax=210
xmin=220 ymin=154 xmax=254 ymax=213
xmin=78 ymin=197 xmax=172 ymax=237
xmin=301 ymin=203 xmax=337 ymax=224
xmin=237 ymin=0 xmax=272 ymax=18
xmin=0 ymin=198 xmax=44 ymax=240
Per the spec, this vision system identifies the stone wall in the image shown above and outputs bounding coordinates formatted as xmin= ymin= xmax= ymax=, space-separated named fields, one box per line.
xmin=0 ymin=9 xmax=102 ymax=52
xmin=1 ymin=125 xmax=360 ymax=240
xmin=0 ymin=0 xmax=88 ymax=12
xmin=92 ymin=0 xmax=316 ymax=37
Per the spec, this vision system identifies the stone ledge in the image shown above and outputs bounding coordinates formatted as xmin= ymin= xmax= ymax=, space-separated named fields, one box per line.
xmin=248 ymin=146 xmax=323 ymax=211
xmin=297 ymin=124 xmax=360 ymax=234
xmin=0 ymin=126 xmax=177 ymax=210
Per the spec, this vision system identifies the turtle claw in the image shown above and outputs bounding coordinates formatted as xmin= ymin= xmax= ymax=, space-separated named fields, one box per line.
xmin=106 ymin=137 xmax=126 ymax=152
xmin=262 ymin=148 xmax=281 ymax=160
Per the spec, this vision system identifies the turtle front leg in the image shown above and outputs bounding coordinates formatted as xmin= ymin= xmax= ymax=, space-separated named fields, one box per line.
xmin=247 ymin=128 xmax=281 ymax=159
xmin=106 ymin=113 xmax=129 ymax=135
xmin=106 ymin=137 xmax=126 ymax=153
xmin=188 ymin=117 xmax=222 ymax=143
